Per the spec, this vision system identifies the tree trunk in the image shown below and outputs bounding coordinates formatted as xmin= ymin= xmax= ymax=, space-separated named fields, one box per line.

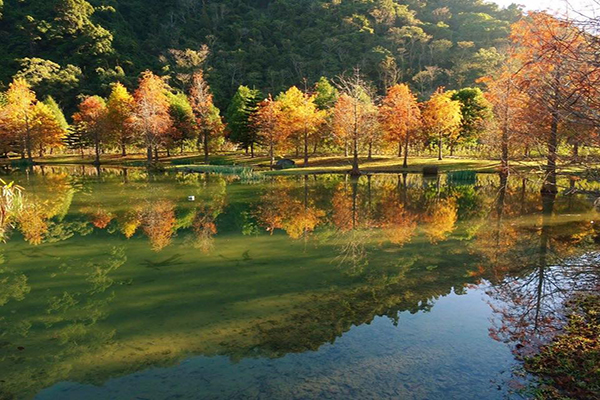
xmin=204 ymin=132 xmax=210 ymax=164
xmin=166 ymin=147 xmax=171 ymax=158
xmin=398 ymin=141 xmax=402 ymax=157
xmin=344 ymin=141 xmax=348 ymax=158
xmin=147 ymin=146 xmax=153 ymax=164
xmin=572 ymin=142 xmax=579 ymax=158
xmin=543 ymin=96 xmax=559 ymax=194
xmin=25 ymin=119 xmax=33 ymax=162
xmin=94 ymin=134 xmax=101 ymax=166
xmin=368 ymin=142 xmax=373 ymax=161
xmin=501 ymin=125 xmax=509 ymax=173
xmin=269 ymin=140 xmax=274 ymax=168
xmin=438 ymin=132 xmax=443 ymax=161
xmin=403 ymin=134 xmax=409 ymax=169
xmin=303 ymin=130 xmax=309 ymax=167
xmin=350 ymin=137 xmax=360 ymax=176
xmin=154 ymin=147 xmax=159 ymax=163
xmin=250 ymin=142 xmax=255 ymax=158
xmin=121 ymin=142 xmax=127 ymax=157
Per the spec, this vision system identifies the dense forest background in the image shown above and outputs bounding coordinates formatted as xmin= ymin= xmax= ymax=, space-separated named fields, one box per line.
xmin=0 ymin=0 xmax=521 ymax=112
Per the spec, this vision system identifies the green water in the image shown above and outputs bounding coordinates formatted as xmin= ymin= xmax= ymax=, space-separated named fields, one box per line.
xmin=0 ymin=166 xmax=598 ymax=400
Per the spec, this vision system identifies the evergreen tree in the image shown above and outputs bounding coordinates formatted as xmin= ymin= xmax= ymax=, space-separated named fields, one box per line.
xmin=225 ymin=85 xmax=261 ymax=156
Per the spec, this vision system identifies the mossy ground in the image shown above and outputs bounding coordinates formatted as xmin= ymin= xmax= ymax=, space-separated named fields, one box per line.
xmin=525 ymin=294 xmax=600 ymax=400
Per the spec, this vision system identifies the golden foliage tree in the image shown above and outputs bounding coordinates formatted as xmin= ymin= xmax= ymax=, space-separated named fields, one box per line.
xmin=333 ymin=69 xmax=379 ymax=175
xmin=276 ymin=86 xmax=326 ymax=167
xmin=420 ymin=88 xmax=462 ymax=161
xmin=106 ymin=82 xmax=134 ymax=156
xmin=379 ymin=83 xmax=421 ymax=168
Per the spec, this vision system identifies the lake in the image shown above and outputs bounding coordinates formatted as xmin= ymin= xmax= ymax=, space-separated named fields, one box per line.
xmin=1 ymin=166 xmax=598 ymax=400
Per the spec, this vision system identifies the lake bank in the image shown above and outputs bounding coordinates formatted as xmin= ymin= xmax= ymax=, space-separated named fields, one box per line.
xmin=2 ymin=152 xmax=595 ymax=176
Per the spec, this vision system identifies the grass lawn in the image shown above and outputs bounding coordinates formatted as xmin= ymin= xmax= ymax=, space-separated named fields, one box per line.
xmin=5 ymin=151 xmax=593 ymax=175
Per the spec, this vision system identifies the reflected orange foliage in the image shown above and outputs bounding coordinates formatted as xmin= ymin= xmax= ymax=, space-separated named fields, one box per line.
xmin=142 ymin=200 xmax=176 ymax=251
xmin=379 ymin=197 xmax=417 ymax=246
xmin=422 ymin=198 xmax=458 ymax=243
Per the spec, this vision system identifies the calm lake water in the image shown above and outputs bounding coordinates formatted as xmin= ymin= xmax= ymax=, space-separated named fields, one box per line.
xmin=1 ymin=166 xmax=598 ymax=400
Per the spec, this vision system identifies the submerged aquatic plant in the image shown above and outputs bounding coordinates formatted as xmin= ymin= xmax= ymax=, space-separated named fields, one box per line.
xmin=179 ymin=164 xmax=266 ymax=182
xmin=0 ymin=179 xmax=24 ymax=242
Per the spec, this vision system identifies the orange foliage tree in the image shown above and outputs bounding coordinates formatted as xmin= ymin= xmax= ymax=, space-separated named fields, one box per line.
xmin=332 ymin=69 xmax=379 ymax=175
xmin=189 ymin=71 xmax=224 ymax=164
xmin=252 ymin=95 xmax=285 ymax=167
xmin=508 ymin=12 xmax=590 ymax=191
xmin=132 ymin=71 xmax=172 ymax=164
xmin=481 ymin=61 xmax=529 ymax=171
xmin=379 ymin=83 xmax=421 ymax=168
xmin=72 ymin=96 xmax=107 ymax=165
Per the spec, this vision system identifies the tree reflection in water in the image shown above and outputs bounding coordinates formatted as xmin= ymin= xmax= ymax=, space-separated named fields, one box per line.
xmin=0 ymin=165 xmax=599 ymax=399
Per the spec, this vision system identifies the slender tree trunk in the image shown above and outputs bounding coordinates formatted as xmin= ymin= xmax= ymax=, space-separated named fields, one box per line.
xmin=572 ymin=142 xmax=579 ymax=158
xmin=154 ymin=147 xmax=159 ymax=163
xmin=166 ymin=147 xmax=171 ymax=158
xmin=499 ymin=70 xmax=510 ymax=171
xmin=438 ymin=131 xmax=443 ymax=161
xmin=204 ymin=131 xmax=209 ymax=164
xmin=398 ymin=141 xmax=402 ymax=157
xmin=344 ymin=141 xmax=348 ymax=157
xmin=403 ymin=134 xmax=409 ymax=169
xmin=25 ymin=117 xmax=33 ymax=162
xmin=94 ymin=134 xmax=101 ymax=166
xmin=351 ymin=137 xmax=360 ymax=176
xmin=368 ymin=142 xmax=373 ymax=161
xmin=269 ymin=139 xmax=274 ymax=168
xmin=543 ymin=117 xmax=558 ymax=193
xmin=501 ymin=125 xmax=509 ymax=173
xmin=303 ymin=130 xmax=309 ymax=167
xmin=147 ymin=146 xmax=153 ymax=164
xmin=121 ymin=141 xmax=127 ymax=157
xmin=250 ymin=142 xmax=255 ymax=158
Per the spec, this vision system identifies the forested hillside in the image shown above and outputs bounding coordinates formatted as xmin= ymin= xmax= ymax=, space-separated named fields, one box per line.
xmin=0 ymin=0 xmax=521 ymax=110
